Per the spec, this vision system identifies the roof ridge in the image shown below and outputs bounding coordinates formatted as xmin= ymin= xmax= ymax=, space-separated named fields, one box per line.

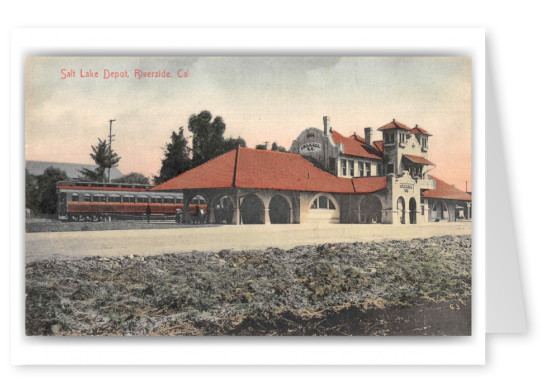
xmin=232 ymin=147 xmax=240 ymax=187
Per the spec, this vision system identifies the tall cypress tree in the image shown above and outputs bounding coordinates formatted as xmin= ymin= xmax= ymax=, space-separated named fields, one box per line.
xmin=154 ymin=127 xmax=192 ymax=185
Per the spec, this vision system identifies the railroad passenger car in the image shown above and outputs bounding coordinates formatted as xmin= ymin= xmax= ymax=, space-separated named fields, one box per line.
xmin=56 ymin=181 xmax=184 ymax=222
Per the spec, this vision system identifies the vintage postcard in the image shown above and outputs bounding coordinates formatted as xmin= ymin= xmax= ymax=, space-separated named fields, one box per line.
xmin=24 ymin=56 xmax=472 ymax=337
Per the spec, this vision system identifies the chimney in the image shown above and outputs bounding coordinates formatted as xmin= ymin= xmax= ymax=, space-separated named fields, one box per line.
xmin=323 ymin=116 xmax=331 ymax=135
xmin=364 ymin=127 xmax=372 ymax=147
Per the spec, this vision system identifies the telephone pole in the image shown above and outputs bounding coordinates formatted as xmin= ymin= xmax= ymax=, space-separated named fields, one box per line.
xmin=108 ymin=119 xmax=116 ymax=182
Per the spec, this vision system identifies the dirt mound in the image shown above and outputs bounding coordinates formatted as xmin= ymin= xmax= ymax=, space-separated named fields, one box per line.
xmin=26 ymin=235 xmax=471 ymax=336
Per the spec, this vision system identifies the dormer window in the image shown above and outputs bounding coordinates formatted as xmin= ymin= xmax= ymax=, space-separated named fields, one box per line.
xmin=384 ymin=133 xmax=395 ymax=144
xmin=422 ymin=137 xmax=428 ymax=149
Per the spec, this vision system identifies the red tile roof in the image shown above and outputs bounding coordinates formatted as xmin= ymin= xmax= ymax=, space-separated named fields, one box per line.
xmin=377 ymin=119 xmax=412 ymax=131
xmin=403 ymin=154 xmax=435 ymax=166
xmin=153 ymin=149 xmax=237 ymax=191
xmin=411 ymin=125 xmax=433 ymax=136
xmin=352 ymin=177 xmax=387 ymax=194
xmin=372 ymin=140 xmax=384 ymax=154
xmin=423 ymin=176 xmax=471 ymax=201
xmin=234 ymin=148 xmax=355 ymax=193
xmin=153 ymin=147 xmax=362 ymax=194
xmin=331 ymin=131 xmax=383 ymax=160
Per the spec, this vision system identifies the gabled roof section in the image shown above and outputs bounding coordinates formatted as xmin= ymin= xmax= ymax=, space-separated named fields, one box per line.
xmin=411 ymin=125 xmax=433 ymax=136
xmin=234 ymin=148 xmax=355 ymax=193
xmin=372 ymin=140 xmax=384 ymax=154
xmin=377 ymin=119 xmax=412 ymax=131
xmin=423 ymin=176 xmax=471 ymax=201
xmin=153 ymin=147 xmax=360 ymax=194
xmin=352 ymin=177 xmax=387 ymax=194
xmin=331 ymin=131 xmax=383 ymax=160
xmin=153 ymin=149 xmax=237 ymax=191
xmin=403 ymin=154 xmax=435 ymax=166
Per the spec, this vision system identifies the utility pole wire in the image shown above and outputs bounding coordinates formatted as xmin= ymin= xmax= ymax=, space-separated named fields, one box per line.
xmin=108 ymin=119 xmax=116 ymax=183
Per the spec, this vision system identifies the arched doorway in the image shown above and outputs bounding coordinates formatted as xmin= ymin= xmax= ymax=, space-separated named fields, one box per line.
xmin=308 ymin=194 xmax=340 ymax=223
xmin=241 ymin=194 xmax=264 ymax=224
xmin=269 ymin=195 xmax=291 ymax=224
xmin=432 ymin=200 xmax=448 ymax=221
xmin=213 ymin=195 xmax=234 ymax=224
xmin=187 ymin=194 xmax=209 ymax=224
xmin=359 ymin=195 xmax=382 ymax=223
xmin=397 ymin=197 xmax=406 ymax=224
xmin=409 ymin=197 xmax=417 ymax=224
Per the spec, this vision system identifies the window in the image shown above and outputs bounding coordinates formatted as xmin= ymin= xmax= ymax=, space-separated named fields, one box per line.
xmin=137 ymin=195 xmax=149 ymax=203
xmin=422 ymin=138 xmax=428 ymax=149
xmin=387 ymin=163 xmax=394 ymax=175
xmin=83 ymin=193 xmax=91 ymax=202
xmin=150 ymin=196 xmax=162 ymax=204
xmin=108 ymin=194 xmax=121 ymax=203
xmin=311 ymin=195 xmax=336 ymax=210
xmin=365 ymin=163 xmax=371 ymax=177
xmin=93 ymin=194 xmax=106 ymax=202
xmin=359 ymin=163 xmax=364 ymax=177
xmin=176 ymin=197 xmax=183 ymax=205
xmin=399 ymin=133 xmax=405 ymax=143
xmin=164 ymin=196 xmax=175 ymax=204
xmin=349 ymin=160 xmax=354 ymax=177
xmin=71 ymin=193 xmax=79 ymax=202
xmin=341 ymin=159 xmax=347 ymax=176
xmin=123 ymin=195 xmax=135 ymax=203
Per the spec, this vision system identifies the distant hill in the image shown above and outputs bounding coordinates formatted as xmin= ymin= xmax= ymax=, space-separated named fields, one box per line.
xmin=26 ymin=160 xmax=124 ymax=180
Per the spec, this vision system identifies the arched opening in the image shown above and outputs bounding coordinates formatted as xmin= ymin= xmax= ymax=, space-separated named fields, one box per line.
xmin=187 ymin=194 xmax=209 ymax=224
xmin=397 ymin=196 xmax=406 ymax=224
xmin=359 ymin=195 xmax=382 ymax=223
xmin=432 ymin=200 xmax=448 ymax=222
xmin=409 ymin=197 xmax=417 ymax=224
xmin=269 ymin=195 xmax=291 ymax=224
xmin=241 ymin=194 xmax=264 ymax=224
xmin=308 ymin=193 xmax=340 ymax=223
xmin=213 ymin=195 xmax=235 ymax=224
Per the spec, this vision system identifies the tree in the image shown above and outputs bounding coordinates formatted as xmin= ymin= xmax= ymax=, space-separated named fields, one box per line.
xmin=36 ymin=167 xmax=69 ymax=215
xmin=154 ymin=127 xmax=192 ymax=185
xmin=25 ymin=169 xmax=39 ymax=212
xmin=271 ymin=142 xmax=287 ymax=153
xmin=112 ymin=172 xmax=150 ymax=185
xmin=188 ymin=111 xmax=227 ymax=166
xmin=79 ymin=138 xmax=121 ymax=182
xmin=223 ymin=136 xmax=247 ymax=151
xmin=255 ymin=143 xmax=267 ymax=150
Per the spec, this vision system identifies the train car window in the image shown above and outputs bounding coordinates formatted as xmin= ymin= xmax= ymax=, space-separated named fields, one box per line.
xmin=108 ymin=194 xmax=122 ymax=203
xmin=71 ymin=193 xmax=79 ymax=202
xmin=164 ymin=196 xmax=175 ymax=204
xmin=137 ymin=196 xmax=148 ymax=203
xmin=151 ymin=196 xmax=162 ymax=204
xmin=123 ymin=195 xmax=135 ymax=203
xmin=83 ymin=193 xmax=91 ymax=202
xmin=93 ymin=194 xmax=106 ymax=202
xmin=177 ymin=198 xmax=183 ymax=205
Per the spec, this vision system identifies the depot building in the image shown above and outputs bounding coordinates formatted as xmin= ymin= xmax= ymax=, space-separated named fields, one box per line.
xmin=153 ymin=117 xmax=472 ymax=225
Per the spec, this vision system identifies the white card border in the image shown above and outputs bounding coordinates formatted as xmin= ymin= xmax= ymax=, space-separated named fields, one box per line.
xmin=10 ymin=27 xmax=485 ymax=365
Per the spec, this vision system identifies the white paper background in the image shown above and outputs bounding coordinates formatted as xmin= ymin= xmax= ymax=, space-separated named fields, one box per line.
xmin=10 ymin=27 xmax=486 ymax=366
xmin=1 ymin=0 xmax=548 ymax=389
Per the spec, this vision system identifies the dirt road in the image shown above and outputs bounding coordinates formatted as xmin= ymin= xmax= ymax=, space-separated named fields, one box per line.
xmin=25 ymin=222 xmax=471 ymax=262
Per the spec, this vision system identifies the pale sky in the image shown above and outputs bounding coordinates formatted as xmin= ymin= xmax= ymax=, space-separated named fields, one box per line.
xmin=25 ymin=56 xmax=471 ymax=189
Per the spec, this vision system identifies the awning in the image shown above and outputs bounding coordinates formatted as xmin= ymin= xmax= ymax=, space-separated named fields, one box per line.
xmin=403 ymin=154 xmax=435 ymax=166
